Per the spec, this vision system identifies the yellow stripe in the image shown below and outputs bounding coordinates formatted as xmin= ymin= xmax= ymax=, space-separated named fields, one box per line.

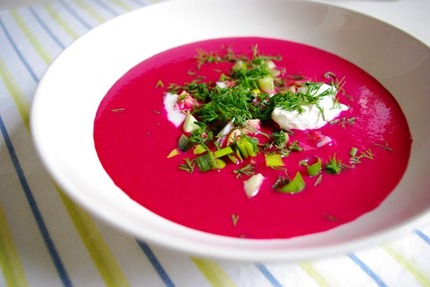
xmin=3 ymin=70 xmax=129 ymax=285
xmin=0 ymin=59 xmax=30 ymax=128
xmin=75 ymin=0 xmax=107 ymax=23
xmin=43 ymin=4 xmax=80 ymax=39
xmin=56 ymin=186 xmax=130 ymax=287
xmin=0 ymin=207 xmax=29 ymax=287
xmin=6 ymin=5 xmax=130 ymax=286
xmin=11 ymin=10 xmax=53 ymax=65
xmin=191 ymin=257 xmax=236 ymax=287
xmin=299 ymin=262 xmax=330 ymax=287
xmin=383 ymin=245 xmax=430 ymax=287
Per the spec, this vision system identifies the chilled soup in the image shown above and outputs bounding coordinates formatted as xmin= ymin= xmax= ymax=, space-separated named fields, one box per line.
xmin=94 ymin=37 xmax=411 ymax=239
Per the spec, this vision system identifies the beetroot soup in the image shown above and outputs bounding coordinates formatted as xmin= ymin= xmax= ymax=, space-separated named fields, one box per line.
xmin=93 ymin=37 xmax=411 ymax=239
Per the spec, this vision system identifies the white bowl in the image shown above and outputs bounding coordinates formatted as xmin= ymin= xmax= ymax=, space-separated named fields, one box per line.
xmin=31 ymin=0 xmax=430 ymax=261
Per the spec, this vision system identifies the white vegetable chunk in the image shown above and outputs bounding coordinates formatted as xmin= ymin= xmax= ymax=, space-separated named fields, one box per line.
xmin=243 ymin=173 xmax=265 ymax=198
xmin=183 ymin=112 xmax=200 ymax=133
xmin=163 ymin=93 xmax=185 ymax=127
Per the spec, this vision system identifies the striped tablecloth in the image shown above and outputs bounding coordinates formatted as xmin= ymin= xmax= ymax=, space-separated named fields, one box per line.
xmin=1 ymin=0 xmax=429 ymax=286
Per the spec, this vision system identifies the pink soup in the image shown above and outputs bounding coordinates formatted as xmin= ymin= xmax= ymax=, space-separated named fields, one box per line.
xmin=94 ymin=37 xmax=411 ymax=239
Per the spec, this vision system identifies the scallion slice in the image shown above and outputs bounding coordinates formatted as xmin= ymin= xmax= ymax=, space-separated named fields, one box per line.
xmin=195 ymin=152 xmax=217 ymax=172
xmin=307 ymin=157 xmax=322 ymax=176
xmin=278 ymin=172 xmax=306 ymax=194
xmin=214 ymin=146 xmax=234 ymax=158
xmin=265 ymin=154 xmax=284 ymax=168
xmin=178 ymin=134 xmax=193 ymax=152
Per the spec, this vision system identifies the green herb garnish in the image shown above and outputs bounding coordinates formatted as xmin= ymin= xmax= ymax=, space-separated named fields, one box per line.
xmin=162 ymin=45 xmax=373 ymax=198
xmin=233 ymin=164 xmax=255 ymax=179
xmin=325 ymin=154 xmax=344 ymax=175
xmin=179 ymin=158 xmax=195 ymax=173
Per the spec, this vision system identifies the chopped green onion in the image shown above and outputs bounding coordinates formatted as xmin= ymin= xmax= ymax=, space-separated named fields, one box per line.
xmin=167 ymin=148 xmax=179 ymax=158
xmin=214 ymin=146 xmax=234 ymax=158
xmin=236 ymin=136 xmax=258 ymax=159
xmin=193 ymin=144 xmax=207 ymax=155
xmin=325 ymin=154 xmax=343 ymax=174
xmin=307 ymin=157 xmax=322 ymax=176
xmin=349 ymin=147 xmax=358 ymax=157
xmin=227 ymin=154 xmax=239 ymax=164
xmin=258 ymin=76 xmax=275 ymax=94
xmin=195 ymin=152 xmax=217 ymax=172
xmin=278 ymin=172 xmax=306 ymax=194
xmin=265 ymin=153 xmax=284 ymax=168
xmin=178 ymin=134 xmax=193 ymax=152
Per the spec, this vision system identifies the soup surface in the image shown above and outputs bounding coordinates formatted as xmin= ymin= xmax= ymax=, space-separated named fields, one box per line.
xmin=94 ymin=37 xmax=411 ymax=239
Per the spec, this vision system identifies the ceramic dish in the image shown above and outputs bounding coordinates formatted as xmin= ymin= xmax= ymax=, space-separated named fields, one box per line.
xmin=31 ymin=0 xmax=430 ymax=261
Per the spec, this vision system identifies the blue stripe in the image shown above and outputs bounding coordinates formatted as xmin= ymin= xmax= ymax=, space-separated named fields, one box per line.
xmin=28 ymin=7 xmax=66 ymax=49
xmin=0 ymin=17 xmax=39 ymax=83
xmin=0 ymin=116 xmax=73 ymax=287
xmin=92 ymin=0 xmax=121 ymax=17
xmin=58 ymin=0 xmax=93 ymax=30
xmin=255 ymin=263 xmax=284 ymax=287
xmin=348 ymin=253 xmax=387 ymax=287
xmin=129 ymin=0 xmax=148 ymax=6
xmin=415 ymin=230 xmax=430 ymax=245
xmin=136 ymin=240 xmax=175 ymax=287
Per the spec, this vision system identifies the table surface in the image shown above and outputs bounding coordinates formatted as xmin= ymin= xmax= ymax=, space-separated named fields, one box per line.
xmin=1 ymin=0 xmax=429 ymax=286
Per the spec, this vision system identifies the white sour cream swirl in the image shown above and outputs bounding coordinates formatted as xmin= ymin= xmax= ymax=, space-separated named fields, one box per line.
xmin=271 ymin=83 xmax=348 ymax=130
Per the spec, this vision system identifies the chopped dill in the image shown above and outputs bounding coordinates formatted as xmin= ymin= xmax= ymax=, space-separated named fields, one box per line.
xmin=231 ymin=214 xmax=240 ymax=226
xmin=155 ymin=80 xmax=164 ymax=88
xmin=111 ymin=108 xmax=125 ymax=113
xmin=374 ymin=141 xmax=393 ymax=152
xmin=179 ymin=158 xmax=195 ymax=173
xmin=233 ymin=164 xmax=255 ymax=179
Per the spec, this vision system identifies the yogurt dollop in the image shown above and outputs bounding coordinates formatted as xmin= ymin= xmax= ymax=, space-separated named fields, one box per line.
xmin=271 ymin=83 xmax=348 ymax=130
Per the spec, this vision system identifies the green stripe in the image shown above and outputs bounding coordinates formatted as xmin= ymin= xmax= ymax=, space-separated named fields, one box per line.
xmin=383 ymin=245 xmax=430 ymax=287
xmin=56 ymin=186 xmax=130 ymax=287
xmin=299 ymin=262 xmax=330 ymax=287
xmin=11 ymin=10 xmax=53 ymax=65
xmin=43 ymin=4 xmax=81 ymax=39
xmin=75 ymin=0 xmax=107 ymax=23
xmin=0 ymin=58 xmax=30 ymax=128
xmin=191 ymin=257 xmax=236 ymax=287
xmin=0 ymin=207 xmax=29 ymax=287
